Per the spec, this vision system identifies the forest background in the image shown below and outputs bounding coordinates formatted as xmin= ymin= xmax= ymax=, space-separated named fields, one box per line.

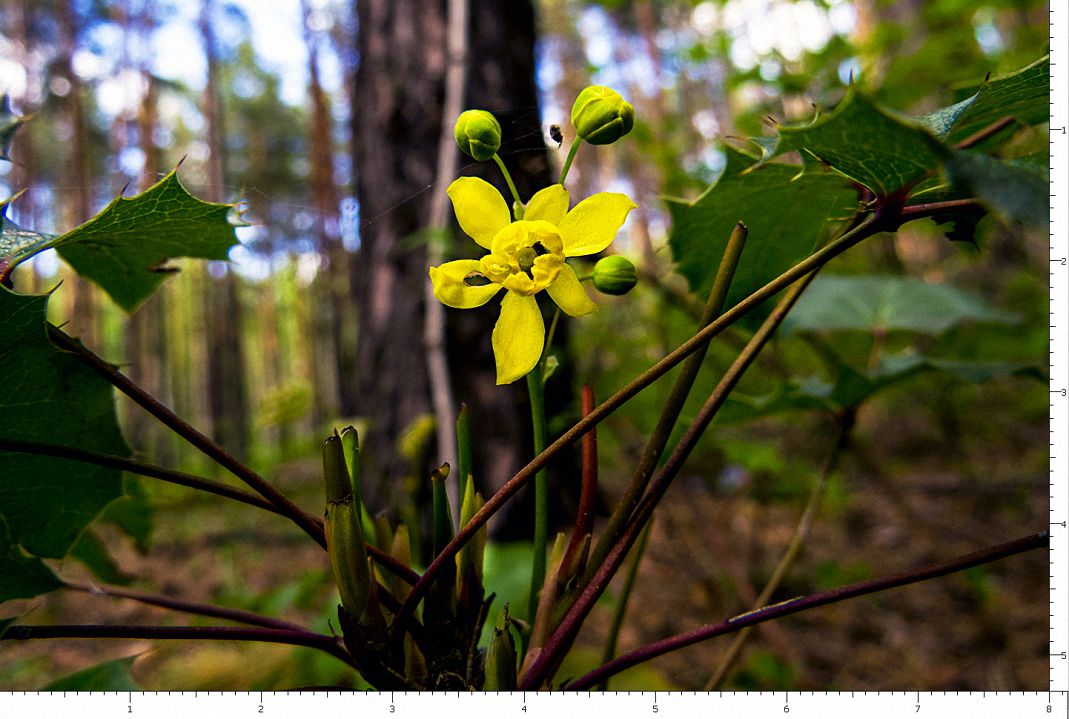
xmin=0 ymin=0 xmax=1051 ymax=690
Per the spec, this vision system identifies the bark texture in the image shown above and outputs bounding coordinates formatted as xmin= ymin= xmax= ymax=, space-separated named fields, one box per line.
xmin=352 ymin=0 xmax=554 ymax=530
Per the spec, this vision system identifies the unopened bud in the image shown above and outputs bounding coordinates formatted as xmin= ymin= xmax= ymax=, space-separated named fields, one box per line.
xmin=592 ymin=255 xmax=638 ymax=295
xmin=455 ymin=109 xmax=502 ymax=161
xmin=484 ymin=604 xmax=517 ymax=690
xmin=571 ymin=86 xmax=634 ymax=145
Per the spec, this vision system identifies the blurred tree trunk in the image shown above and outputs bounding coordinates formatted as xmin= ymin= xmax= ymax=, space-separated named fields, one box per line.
xmin=118 ymin=0 xmax=173 ymax=463
xmin=301 ymin=0 xmax=346 ymax=425
xmin=57 ymin=0 xmax=99 ymax=345
xmin=352 ymin=0 xmax=553 ymax=515
xmin=6 ymin=0 xmax=39 ymax=293
xmin=199 ymin=0 xmax=249 ymax=458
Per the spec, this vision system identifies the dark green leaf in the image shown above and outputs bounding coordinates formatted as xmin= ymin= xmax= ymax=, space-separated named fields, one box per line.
xmin=0 ymin=196 xmax=58 ymax=282
xmin=0 ymin=516 xmax=63 ymax=602
xmin=53 ymin=169 xmax=240 ymax=312
xmin=667 ymin=146 xmax=857 ymax=302
xmin=70 ymin=530 xmax=135 ymax=586
xmin=943 ymin=55 xmax=1050 ymax=144
xmin=44 ymin=657 xmax=141 ymax=691
xmin=784 ymin=275 xmax=1018 ymax=335
xmin=945 ymin=150 xmax=1049 ymax=227
xmin=772 ymin=91 xmax=945 ymax=198
xmin=0 ymin=287 xmax=130 ymax=559
xmin=917 ymin=95 xmax=979 ymax=140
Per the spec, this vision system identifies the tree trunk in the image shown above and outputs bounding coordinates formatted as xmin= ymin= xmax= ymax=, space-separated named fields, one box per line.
xmin=302 ymin=0 xmax=346 ymax=426
xmin=57 ymin=0 xmax=99 ymax=345
xmin=199 ymin=0 xmax=250 ymax=458
xmin=352 ymin=0 xmax=553 ymax=524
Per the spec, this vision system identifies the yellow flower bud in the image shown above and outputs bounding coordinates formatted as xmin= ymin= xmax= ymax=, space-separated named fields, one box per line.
xmin=454 ymin=109 xmax=502 ymax=161
xmin=571 ymin=86 xmax=634 ymax=145
xmin=592 ymin=255 xmax=638 ymax=295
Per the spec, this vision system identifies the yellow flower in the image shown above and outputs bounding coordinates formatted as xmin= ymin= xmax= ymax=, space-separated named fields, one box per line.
xmin=430 ymin=176 xmax=636 ymax=384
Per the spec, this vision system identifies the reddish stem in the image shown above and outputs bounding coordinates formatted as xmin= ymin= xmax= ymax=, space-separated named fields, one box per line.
xmin=566 ymin=531 xmax=1048 ymax=690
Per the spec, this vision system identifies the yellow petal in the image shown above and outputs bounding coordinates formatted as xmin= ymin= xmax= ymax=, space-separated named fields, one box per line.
xmin=429 ymin=260 xmax=502 ymax=308
xmin=491 ymin=292 xmax=544 ymax=384
xmin=447 ymin=177 xmax=511 ymax=249
xmin=546 ymin=264 xmax=596 ymax=317
xmin=558 ymin=192 xmax=637 ymax=257
xmin=525 ymin=184 xmax=570 ymax=225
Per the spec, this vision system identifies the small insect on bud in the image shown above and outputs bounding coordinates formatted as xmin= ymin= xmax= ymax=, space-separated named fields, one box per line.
xmin=454 ymin=109 xmax=502 ymax=161
xmin=592 ymin=255 xmax=638 ymax=295
xmin=571 ymin=86 xmax=634 ymax=145
xmin=549 ymin=124 xmax=563 ymax=148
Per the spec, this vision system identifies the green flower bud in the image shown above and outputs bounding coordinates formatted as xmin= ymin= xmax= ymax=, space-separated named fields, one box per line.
xmin=483 ymin=604 xmax=517 ymax=690
xmin=592 ymin=255 xmax=638 ymax=295
xmin=571 ymin=86 xmax=634 ymax=145
xmin=454 ymin=109 xmax=502 ymax=161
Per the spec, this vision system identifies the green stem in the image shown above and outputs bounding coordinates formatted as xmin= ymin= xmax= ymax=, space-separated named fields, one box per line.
xmin=596 ymin=519 xmax=652 ymax=690
xmin=390 ymin=215 xmax=885 ymax=644
xmin=456 ymin=403 xmax=472 ymax=502
xmin=526 ymin=365 xmax=549 ymax=620
xmin=558 ymin=141 xmax=581 ymax=185
xmin=493 ymin=153 xmax=523 ymax=213
xmin=541 ymin=307 xmax=563 ymax=376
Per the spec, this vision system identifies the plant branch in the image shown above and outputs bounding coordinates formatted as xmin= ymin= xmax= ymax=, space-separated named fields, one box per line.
xmin=46 ymin=325 xmax=327 ymax=549
xmin=587 ymin=221 xmax=748 ymax=578
xmin=0 ymin=423 xmax=417 ymax=588
xmin=596 ymin=518 xmax=652 ymax=690
xmin=520 ymin=269 xmax=816 ymax=688
xmin=954 ymin=116 xmax=1016 ymax=150
xmin=899 ymin=198 xmax=982 ymax=220
xmin=566 ymin=531 xmax=1049 ymax=690
xmin=0 ymin=438 xmax=279 ymax=514
xmin=391 ymin=214 xmax=886 ymax=641
xmin=2 ymin=623 xmax=357 ymax=668
xmin=64 ymin=582 xmax=308 ymax=633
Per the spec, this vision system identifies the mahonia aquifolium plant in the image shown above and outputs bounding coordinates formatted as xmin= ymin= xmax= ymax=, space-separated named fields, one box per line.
xmin=430 ymin=86 xmax=638 ymax=384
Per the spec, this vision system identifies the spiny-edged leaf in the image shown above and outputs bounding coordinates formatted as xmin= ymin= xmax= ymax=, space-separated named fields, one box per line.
xmin=0 ymin=516 xmax=63 ymax=602
xmin=0 ymin=195 xmax=58 ymax=282
xmin=942 ymin=55 xmax=1050 ymax=144
xmin=70 ymin=529 xmax=135 ymax=586
xmin=53 ymin=169 xmax=239 ymax=312
xmin=1 ymin=94 xmax=29 ymax=161
xmin=772 ymin=90 xmax=945 ymax=198
xmin=45 ymin=657 xmax=141 ymax=691
xmin=783 ymin=275 xmax=1018 ymax=335
xmin=917 ymin=95 xmax=980 ymax=140
xmin=946 ymin=150 xmax=1048 ymax=227
xmin=666 ymin=146 xmax=857 ymax=303
xmin=0 ymin=287 xmax=130 ymax=558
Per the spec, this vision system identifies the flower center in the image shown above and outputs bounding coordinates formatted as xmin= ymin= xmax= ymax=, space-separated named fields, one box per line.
xmin=479 ymin=220 xmax=565 ymax=296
